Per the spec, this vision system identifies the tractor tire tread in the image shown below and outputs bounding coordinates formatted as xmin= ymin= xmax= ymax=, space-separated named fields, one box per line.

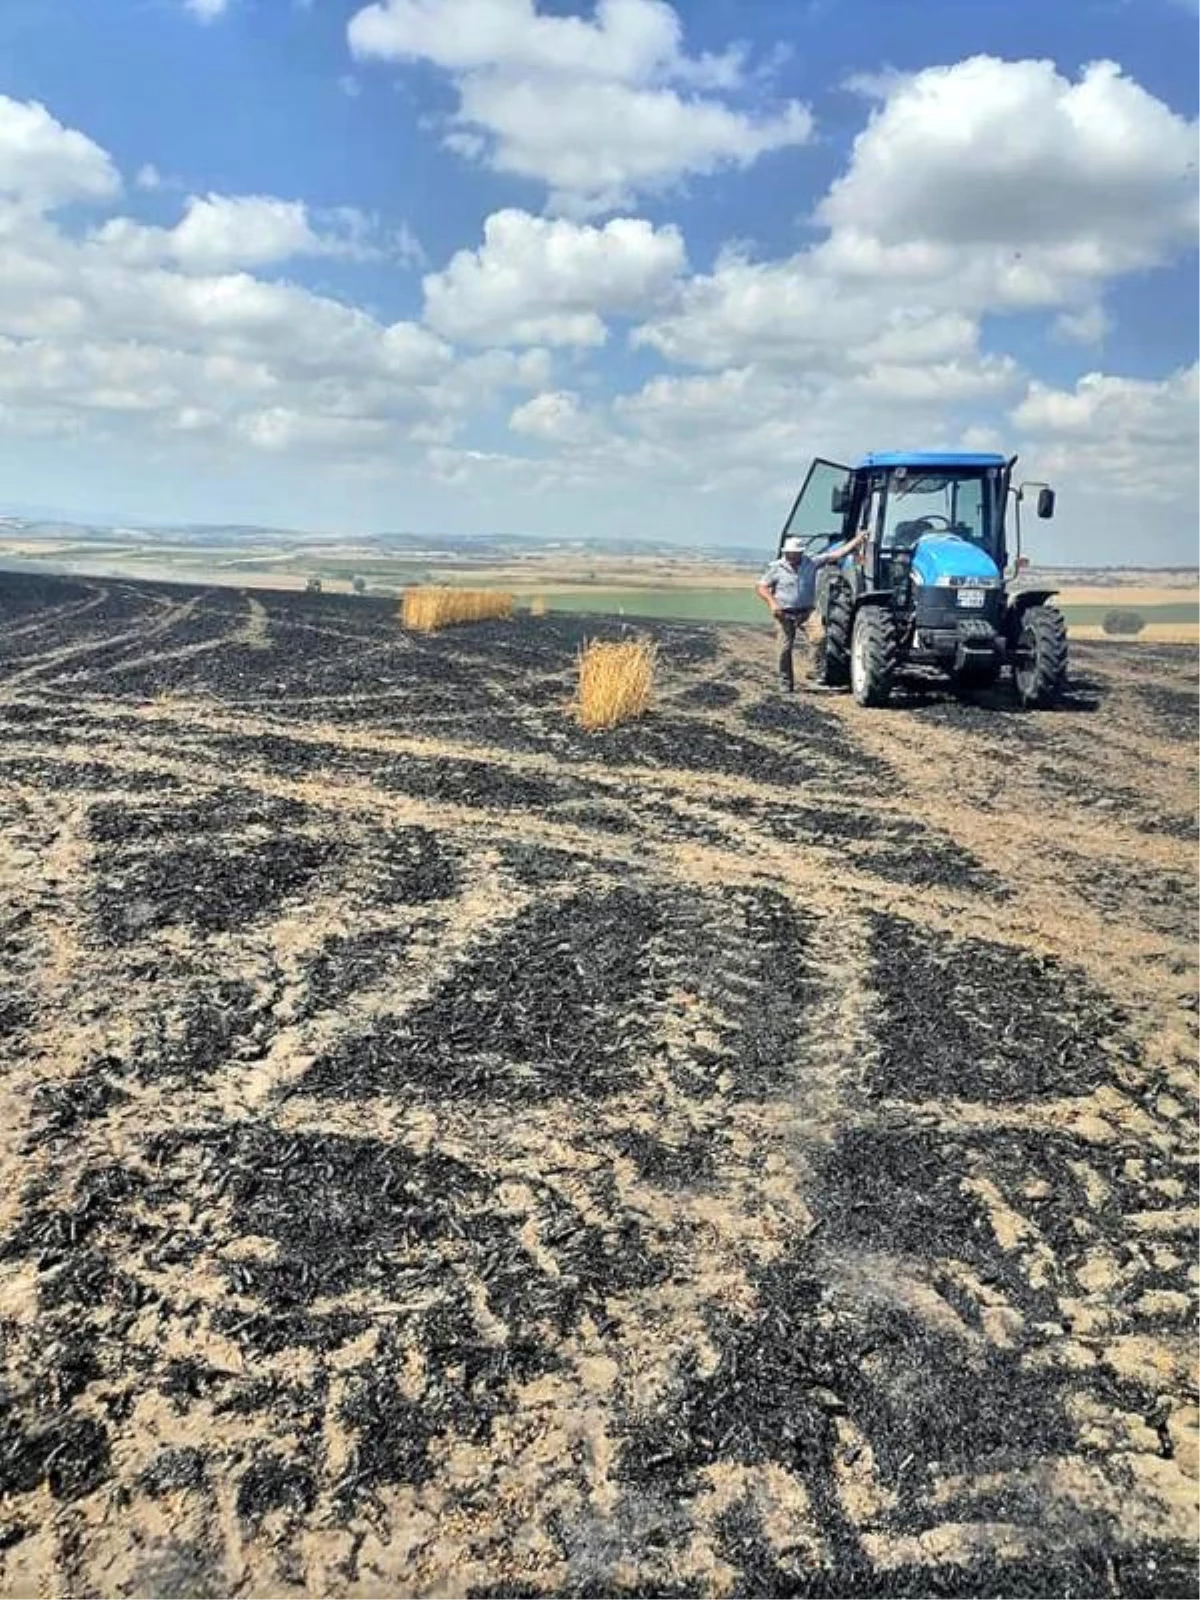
xmin=1016 ymin=605 xmax=1068 ymax=709
xmin=852 ymin=606 xmax=897 ymax=707
xmin=813 ymin=578 xmax=853 ymax=687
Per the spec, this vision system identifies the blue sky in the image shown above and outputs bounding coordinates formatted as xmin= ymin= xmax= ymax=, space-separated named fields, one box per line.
xmin=0 ymin=0 xmax=1195 ymax=561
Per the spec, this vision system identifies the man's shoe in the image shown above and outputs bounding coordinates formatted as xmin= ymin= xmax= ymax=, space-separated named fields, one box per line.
xmin=778 ymin=681 xmax=794 ymax=695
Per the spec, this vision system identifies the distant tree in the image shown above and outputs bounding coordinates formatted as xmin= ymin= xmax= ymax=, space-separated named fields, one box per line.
xmin=1102 ymin=609 xmax=1145 ymax=636
xmin=351 ymin=576 xmax=367 ymax=595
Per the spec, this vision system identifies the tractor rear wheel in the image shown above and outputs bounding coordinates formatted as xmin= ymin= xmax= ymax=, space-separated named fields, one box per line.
xmin=1013 ymin=605 xmax=1068 ymax=708
xmin=850 ymin=606 xmax=897 ymax=706
xmin=812 ymin=576 xmax=852 ymax=687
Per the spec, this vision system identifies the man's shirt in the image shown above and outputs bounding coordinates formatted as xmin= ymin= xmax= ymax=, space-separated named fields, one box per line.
xmin=759 ymin=555 xmax=818 ymax=612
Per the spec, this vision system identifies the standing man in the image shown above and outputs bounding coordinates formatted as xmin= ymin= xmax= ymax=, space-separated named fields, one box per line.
xmin=756 ymin=530 xmax=865 ymax=693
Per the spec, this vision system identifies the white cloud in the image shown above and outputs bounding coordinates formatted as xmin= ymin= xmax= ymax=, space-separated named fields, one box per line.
xmin=1012 ymin=363 xmax=1199 ymax=500
xmin=347 ymin=0 xmax=812 ymax=214
xmin=478 ymin=345 xmax=1027 ymax=523
xmin=611 ymin=357 xmax=1020 ymax=489
xmin=93 ymin=194 xmax=378 ymax=273
xmin=430 ymin=345 xmax=554 ymax=420
xmin=1003 ymin=364 xmax=1200 ymax=562
xmin=821 ymin=57 xmax=1197 ymax=305
xmin=0 ymin=72 xmax=1194 ymax=562
xmin=634 ymin=252 xmax=1007 ymax=378
xmin=184 ymin=0 xmax=232 ymax=20
xmin=0 ymin=100 xmax=470 ymax=468
xmin=450 ymin=74 xmax=811 ymax=218
xmin=636 ymin=52 xmax=1195 ymax=381
xmin=423 ymin=208 xmax=685 ymax=346
xmin=628 ymin=47 xmax=1199 ymax=529
xmin=1052 ymin=304 xmax=1111 ymax=345
xmin=509 ymin=389 xmax=599 ymax=444
xmin=393 ymin=220 xmax=427 ymax=269
xmin=845 ymin=354 xmax=1020 ymax=403
xmin=234 ymin=408 xmax=391 ymax=453
xmin=0 ymin=95 xmax=120 ymax=211
xmin=350 ymin=0 xmax=685 ymax=78
xmin=636 ymin=56 xmax=1197 ymax=379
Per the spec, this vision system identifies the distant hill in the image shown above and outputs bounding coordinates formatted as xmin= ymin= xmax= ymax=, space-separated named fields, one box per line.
xmin=0 ymin=514 xmax=715 ymax=561
xmin=1 ymin=511 xmax=1197 ymax=576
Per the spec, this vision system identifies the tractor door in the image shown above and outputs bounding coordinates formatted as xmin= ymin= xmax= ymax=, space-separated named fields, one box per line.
xmin=776 ymin=458 xmax=852 ymax=555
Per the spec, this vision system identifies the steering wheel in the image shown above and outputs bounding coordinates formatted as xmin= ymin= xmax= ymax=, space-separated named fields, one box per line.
xmin=913 ymin=514 xmax=952 ymax=531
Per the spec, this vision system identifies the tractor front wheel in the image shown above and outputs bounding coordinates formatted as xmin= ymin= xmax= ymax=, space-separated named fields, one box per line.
xmin=850 ymin=606 xmax=897 ymax=707
xmin=812 ymin=576 xmax=853 ymax=687
xmin=1013 ymin=605 xmax=1068 ymax=709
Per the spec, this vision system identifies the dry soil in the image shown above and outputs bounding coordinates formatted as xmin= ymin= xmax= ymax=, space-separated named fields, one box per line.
xmin=0 ymin=574 xmax=1197 ymax=1598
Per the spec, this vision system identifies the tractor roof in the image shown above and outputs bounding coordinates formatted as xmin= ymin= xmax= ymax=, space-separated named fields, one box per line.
xmin=855 ymin=451 xmax=1008 ymax=470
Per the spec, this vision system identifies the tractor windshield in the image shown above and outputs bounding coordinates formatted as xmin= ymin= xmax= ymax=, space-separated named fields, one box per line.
xmin=880 ymin=470 xmax=1000 ymax=558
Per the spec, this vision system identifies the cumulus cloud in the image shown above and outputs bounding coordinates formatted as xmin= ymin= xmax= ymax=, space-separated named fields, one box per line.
xmin=1012 ymin=363 xmax=1199 ymax=499
xmin=183 ymin=0 xmax=232 ymax=20
xmin=0 ymin=62 xmax=1194 ymax=561
xmin=351 ymin=0 xmax=688 ymax=78
xmin=634 ymin=253 xmax=1007 ymax=379
xmin=485 ymin=342 xmax=1023 ymax=520
xmin=509 ymin=389 xmax=600 ymax=444
xmin=0 ymin=95 xmax=120 ymax=210
xmin=821 ymin=57 xmax=1197 ymax=303
xmin=636 ymin=57 xmax=1196 ymax=376
xmin=348 ymin=0 xmax=812 ymax=214
xmin=423 ymin=208 xmax=686 ymax=346
xmin=1002 ymin=363 xmax=1200 ymax=562
xmin=0 ymin=99 xmax=537 ymax=468
xmin=614 ymin=357 xmax=1017 ymax=491
xmin=1052 ymin=304 xmax=1112 ymax=345
xmin=92 ymin=193 xmax=382 ymax=273
xmin=609 ymin=53 xmax=1197 ymax=554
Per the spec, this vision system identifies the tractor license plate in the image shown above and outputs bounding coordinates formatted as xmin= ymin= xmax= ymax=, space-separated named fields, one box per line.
xmin=957 ymin=588 xmax=986 ymax=608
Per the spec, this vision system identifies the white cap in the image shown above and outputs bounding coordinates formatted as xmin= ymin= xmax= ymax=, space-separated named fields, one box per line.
xmin=781 ymin=536 xmax=805 ymax=554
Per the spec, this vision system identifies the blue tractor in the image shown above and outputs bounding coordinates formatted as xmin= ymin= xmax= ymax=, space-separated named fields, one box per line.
xmin=778 ymin=451 xmax=1066 ymax=708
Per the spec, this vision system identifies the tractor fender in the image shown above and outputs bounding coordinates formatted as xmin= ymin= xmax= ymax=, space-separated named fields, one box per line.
xmin=854 ymin=589 xmax=896 ymax=609
xmin=1006 ymin=588 xmax=1059 ymax=644
xmin=1010 ymin=588 xmax=1058 ymax=612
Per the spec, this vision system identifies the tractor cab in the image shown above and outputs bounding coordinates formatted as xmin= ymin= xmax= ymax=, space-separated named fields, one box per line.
xmin=777 ymin=451 xmax=1065 ymax=708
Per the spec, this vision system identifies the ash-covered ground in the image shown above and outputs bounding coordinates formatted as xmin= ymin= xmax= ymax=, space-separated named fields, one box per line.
xmin=0 ymin=572 xmax=1196 ymax=1598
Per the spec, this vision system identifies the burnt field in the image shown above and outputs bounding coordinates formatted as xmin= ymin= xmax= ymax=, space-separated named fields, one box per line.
xmin=0 ymin=572 xmax=1197 ymax=1599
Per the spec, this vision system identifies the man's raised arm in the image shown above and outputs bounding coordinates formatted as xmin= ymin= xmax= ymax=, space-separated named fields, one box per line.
xmin=813 ymin=529 xmax=865 ymax=567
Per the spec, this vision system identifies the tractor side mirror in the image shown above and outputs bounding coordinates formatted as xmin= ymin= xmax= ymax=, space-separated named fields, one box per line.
xmin=1036 ymin=487 xmax=1056 ymax=520
xmin=831 ymin=485 xmax=850 ymax=514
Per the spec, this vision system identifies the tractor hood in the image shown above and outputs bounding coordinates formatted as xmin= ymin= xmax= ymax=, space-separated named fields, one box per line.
xmin=910 ymin=534 xmax=1001 ymax=587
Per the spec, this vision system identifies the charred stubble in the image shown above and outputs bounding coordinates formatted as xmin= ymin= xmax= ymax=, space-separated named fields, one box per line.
xmin=0 ymin=571 xmax=1195 ymax=1598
